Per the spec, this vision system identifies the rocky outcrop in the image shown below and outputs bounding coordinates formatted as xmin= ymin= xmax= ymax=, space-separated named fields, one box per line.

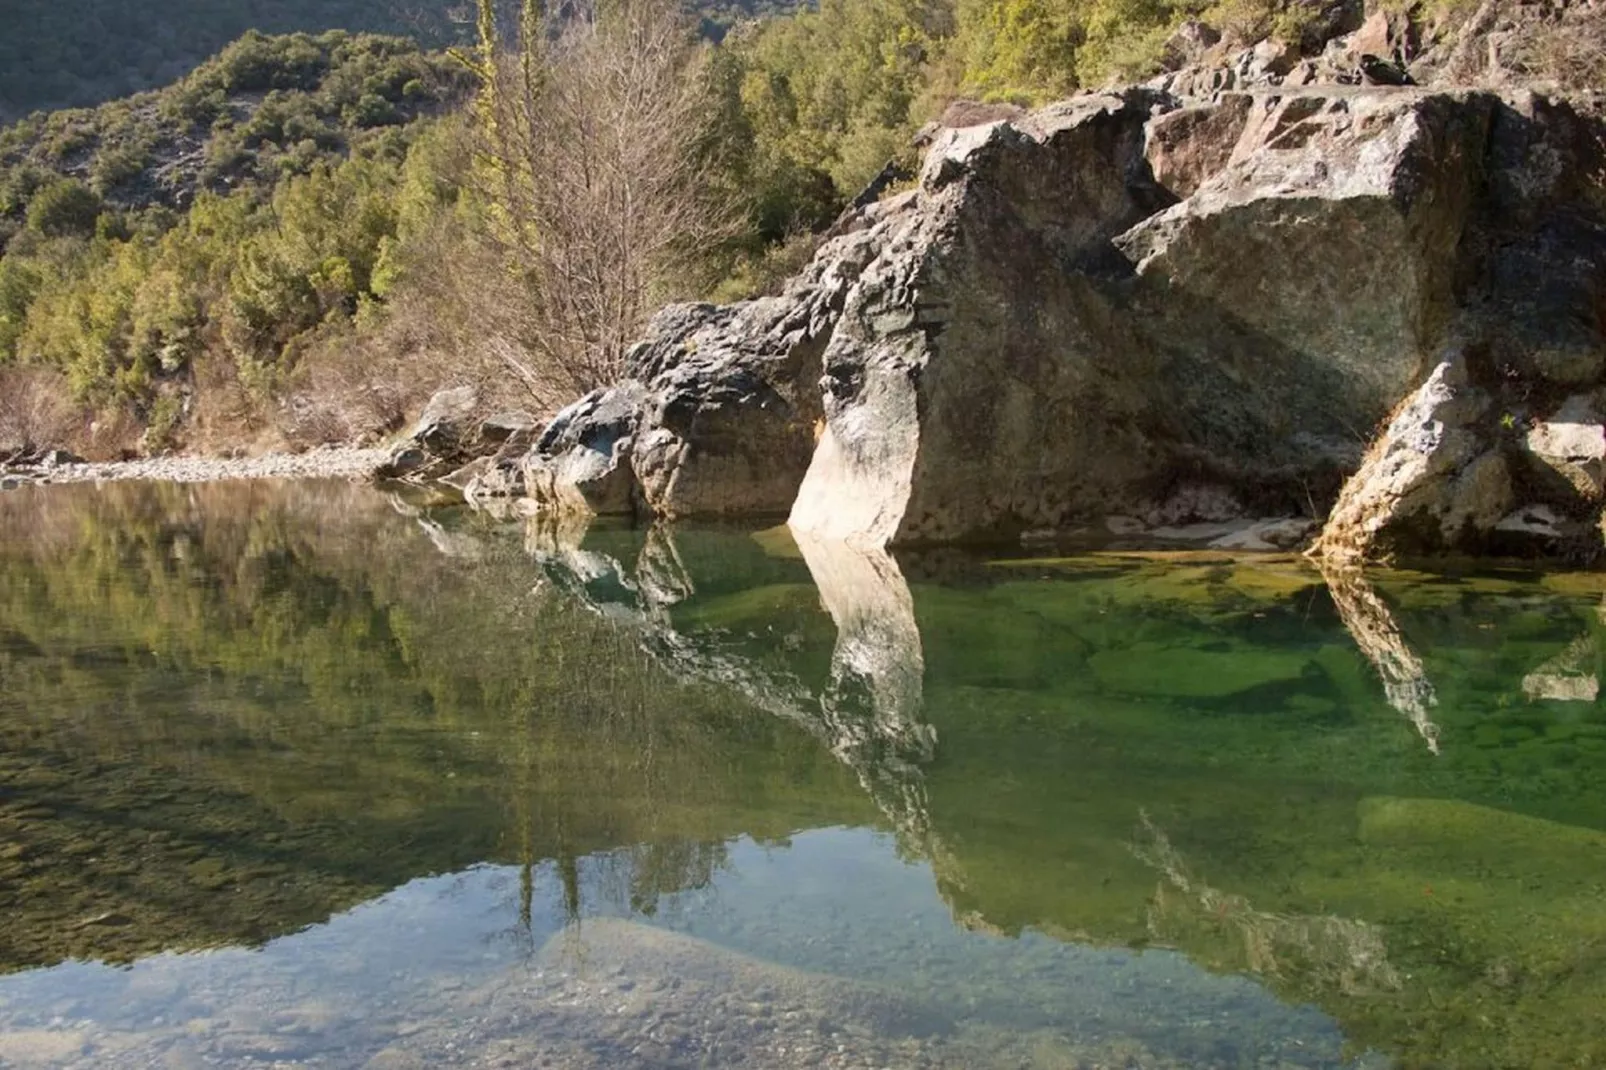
xmin=478 ymin=65 xmax=1606 ymax=559
xmin=495 ymin=237 xmax=881 ymax=519
xmin=788 ymin=85 xmax=1521 ymax=549
xmin=376 ymin=386 xmax=540 ymax=488
xmin=377 ymin=385 xmax=480 ymax=481
xmin=792 ymin=92 xmax=1175 ymax=547
xmin=1309 ymin=91 xmax=1606 ymax=562
xmin=1311 ymin=355 xmax=1507 ymax=562
xmin=0 ymin=446 xmax=85 ymax=488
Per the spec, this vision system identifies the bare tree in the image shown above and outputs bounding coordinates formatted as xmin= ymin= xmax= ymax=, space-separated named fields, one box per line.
xmin=460 ymin=0 xmax=742 ymax=397
xmin=0 ymin=366 xmax=79 ymax=456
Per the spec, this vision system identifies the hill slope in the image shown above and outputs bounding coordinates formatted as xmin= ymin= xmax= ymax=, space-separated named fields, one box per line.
xmin=0 ymin=0 xmax=462 ymax=121
xmin=0 ymin=29 xmax=471 ymax=234
xmin=0 ymin=0 xmax=802 ymax=120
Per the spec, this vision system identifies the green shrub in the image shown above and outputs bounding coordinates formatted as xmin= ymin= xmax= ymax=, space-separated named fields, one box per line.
xmin=216 ymin=31 xmax=328 ymax=93
xmin=0 ymin=255 xmax=43 ymax=360
xmin=347 ymin=92 xmax=400 ymax=128
xmin=89 ymin=142 xmax=151 ymax=194
xmin=25 ymin=180 xmax=103 ymax=237
xmin=143 ymin=392 xmax=184 ymax=450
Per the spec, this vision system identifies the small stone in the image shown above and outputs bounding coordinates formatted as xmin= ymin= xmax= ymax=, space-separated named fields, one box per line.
xmin=1495 ymin=504 xmax=1568 ymax=538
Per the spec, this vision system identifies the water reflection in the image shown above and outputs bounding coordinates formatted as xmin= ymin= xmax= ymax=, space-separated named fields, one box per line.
xmin=1321 ymin=566 xmax=1442 ymax=754
xmin=797 ymin=534 xmax=936 ymax=845
xmin=2 ymin=481 xmax=1606 ymax=1067
xmin=0 ymin=833 xmax=1358 ymax=1069
xmin=1133 ymin=813 xmax=1402 ymax=998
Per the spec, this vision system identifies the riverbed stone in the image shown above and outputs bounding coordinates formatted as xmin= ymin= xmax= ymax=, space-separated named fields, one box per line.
xmin=521 ymin=383 xmax=645 ymax=515
xmin=376 ymin=385 xmax=482 ymax=481
xmin=402 ymin=385 xmax=478 ymax=459
xmin=791 ymin=92 xmax=1174 ymax=547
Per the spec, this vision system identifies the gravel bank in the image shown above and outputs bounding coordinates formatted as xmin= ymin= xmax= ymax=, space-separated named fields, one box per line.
xmin=1 ymin=447 xmax=390 ymax=487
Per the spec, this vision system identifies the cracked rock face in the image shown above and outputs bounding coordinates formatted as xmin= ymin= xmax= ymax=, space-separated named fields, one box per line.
xmin=791 ymin=87 xmax=1504 ymax=549
xmin=487 ymin=81 xmax=1606 ymax=560
xmin=1310 ymin=93 xmax=1606 ymax=562
xmin=1311 ymin=354 xmax=1510 ymax=563
xmin=791 ymin=92 xmax=1174 ymax=547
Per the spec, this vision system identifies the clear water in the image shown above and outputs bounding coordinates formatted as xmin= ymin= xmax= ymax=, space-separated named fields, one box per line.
xmin=1 ymin=480 xmax=1604 ymax=1069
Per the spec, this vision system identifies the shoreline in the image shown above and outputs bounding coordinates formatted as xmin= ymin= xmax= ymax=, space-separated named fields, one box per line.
xmin=0 ymin=447 xmax=391 ymax=488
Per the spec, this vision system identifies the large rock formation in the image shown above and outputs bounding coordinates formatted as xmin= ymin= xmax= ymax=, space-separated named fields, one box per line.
xmin=1312 ymin=93 xmax=1606 ymax=563
xmin=499 ymin=237 xmax=880 ymax=520
xmin=791 ymin=86 xmax=1500 ymax=548
xmin=476 ymin=74 xmax=1606 ymax=559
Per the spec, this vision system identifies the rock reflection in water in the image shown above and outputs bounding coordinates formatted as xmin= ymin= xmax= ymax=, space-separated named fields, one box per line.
xmin=795 ymin=532 xmax=936 ymax=845
xmin=522 ymin=517 xmax=942 ymax=845
xmin=1520 ymin=596 xmax=1604 ymax=703
xmin=1133 ymin=813 xmax=1402 ymax=998
xmin=1522 ymin=634 xmax=1600 ymax=701
xmin=1322 ymin=565 xmax=1442 ymax=754
xmin=511 ymin=518 xmax=1606 ymax=1066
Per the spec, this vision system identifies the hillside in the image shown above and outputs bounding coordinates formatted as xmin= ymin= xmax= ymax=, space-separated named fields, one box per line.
xmin=0 ymin=30 xmax=471 ymax=233
xmin=2 ymin=0 xmax=1600 ymax=472
xmin=0 ymin=0 xmax=801 ymax=121
xmin=0 ymin=29 xmax=478 ymax=460
xmin=0 ymin=0 xmax=462 ymax=122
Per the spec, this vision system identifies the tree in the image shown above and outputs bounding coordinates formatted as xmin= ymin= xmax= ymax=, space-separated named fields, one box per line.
xmin=464 ymin=0 xmax=743 ymax=399
xmin=733 ymin=0 xmax=941 ymax=194
xmin=952 ymin=0 xmax=1082 ymax=102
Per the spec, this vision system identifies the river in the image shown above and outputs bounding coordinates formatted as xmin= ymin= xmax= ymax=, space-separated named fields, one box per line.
xmin=1 ymin=479 xmax=1603 ymax=1068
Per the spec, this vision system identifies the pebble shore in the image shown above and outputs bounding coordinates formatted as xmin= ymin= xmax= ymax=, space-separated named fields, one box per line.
xmin=1 ymin=447 xmax=391 ymax=487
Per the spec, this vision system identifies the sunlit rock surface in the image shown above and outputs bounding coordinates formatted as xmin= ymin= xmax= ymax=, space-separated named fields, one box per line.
xmin=485 ymin=82 xmax=1606 ymax=562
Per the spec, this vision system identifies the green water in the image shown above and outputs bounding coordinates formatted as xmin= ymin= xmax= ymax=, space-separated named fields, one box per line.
xmin=1 ymin=481 xmax=1605 ymax=1069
